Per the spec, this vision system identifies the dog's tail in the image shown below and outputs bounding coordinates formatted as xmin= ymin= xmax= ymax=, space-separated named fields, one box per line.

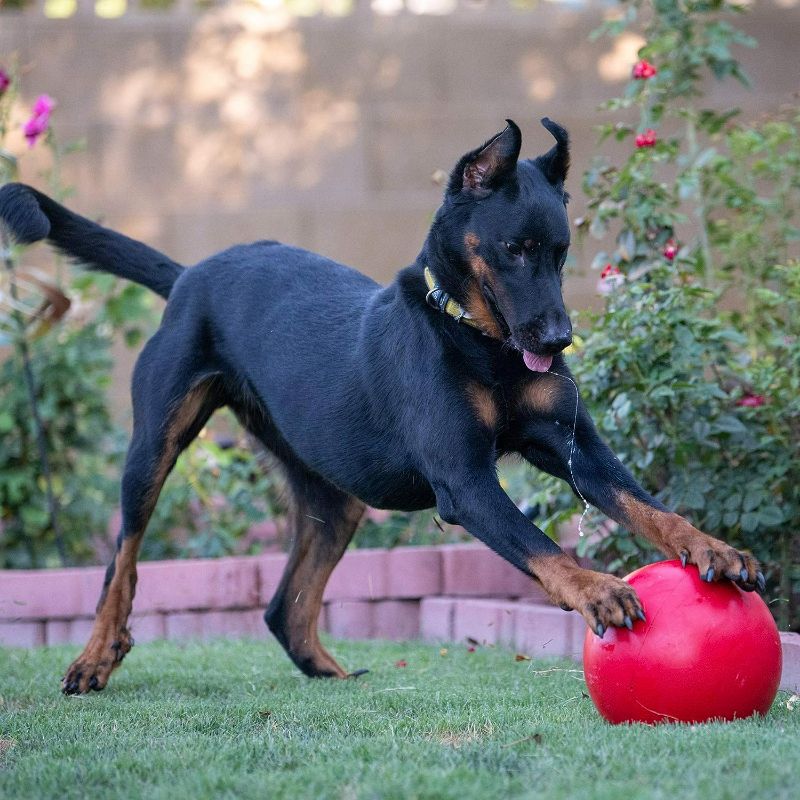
xmin=0 ymin=182 xmax=184 ymax=299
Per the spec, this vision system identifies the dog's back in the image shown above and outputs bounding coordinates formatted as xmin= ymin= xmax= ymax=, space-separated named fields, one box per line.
xmin=172 ymin=241 xmax=436 ymax=507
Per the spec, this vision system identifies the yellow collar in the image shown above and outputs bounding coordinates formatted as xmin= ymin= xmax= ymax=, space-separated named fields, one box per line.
xmin=424 ymin=267 xmax=483 ymax=330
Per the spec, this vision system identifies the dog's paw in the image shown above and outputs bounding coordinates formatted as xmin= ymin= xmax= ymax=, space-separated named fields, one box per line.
xmin=676 ymin=532 xmax=764 ymax=593
xmin=62 ymin=632 xmax=132 ymax=695
xmin=561 ymin=570 xmax=645 ymax=638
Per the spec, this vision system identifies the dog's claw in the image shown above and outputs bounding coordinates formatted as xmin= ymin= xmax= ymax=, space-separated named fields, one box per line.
xmin=740 ymin=568 xmax=749 ymax=583
xmin=623 ymin=615 xmax=633 ymax=631
xmin=348 ymin=668 xmax=369 ymax=679
xmin=680 ymin=552 xmax=688 ymax=568
xmin=704 ymin=567 xmax=715 ymax=582
xmin=595 ymin=623 xmax=605 ymax=638
xmin=756 ymin=572 xmax=766 ymax=593
xmin=636 ymin=609 xmax=646 ymax=623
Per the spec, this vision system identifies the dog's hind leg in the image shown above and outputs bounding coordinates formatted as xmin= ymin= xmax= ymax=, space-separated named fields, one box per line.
xmin=62 ymin=337 xmax=223 ymax=694
xmin=264 ymin=464 xmax=365 ymax=678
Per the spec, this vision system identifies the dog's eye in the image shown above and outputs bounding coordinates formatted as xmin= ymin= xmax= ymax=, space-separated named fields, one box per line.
xmin=504 ymin=241 xmax=523 ymax=257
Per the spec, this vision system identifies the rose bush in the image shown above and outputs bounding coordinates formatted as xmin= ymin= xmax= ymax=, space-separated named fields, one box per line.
xmin=526 ymin=0 xmax=799 ymax=630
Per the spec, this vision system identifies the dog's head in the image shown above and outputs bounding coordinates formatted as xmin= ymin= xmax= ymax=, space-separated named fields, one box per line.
xmin=429 ymin=118 xmax=572 ymax=371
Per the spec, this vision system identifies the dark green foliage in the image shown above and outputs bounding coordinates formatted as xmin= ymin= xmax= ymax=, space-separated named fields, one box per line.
xmin=535 ymin=0 xmax=800 ymax=630
xmin=145 ymin=420 xmax=285 ymax=561
xmin=0 ymin=321 xmax=123 ymax=567
xmin=0 ymin=67 xmax=282 ymax=567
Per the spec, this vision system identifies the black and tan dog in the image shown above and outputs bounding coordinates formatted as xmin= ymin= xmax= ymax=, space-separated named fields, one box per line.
xmin=0 ymin=119 xmax=763 ymax=695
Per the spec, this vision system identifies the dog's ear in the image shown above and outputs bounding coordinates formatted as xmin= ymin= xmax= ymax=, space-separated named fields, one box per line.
xmin=536 ymin=117 xmax=570 ymax=186
xmin=448 ymin=120 xmax=522 ymax=198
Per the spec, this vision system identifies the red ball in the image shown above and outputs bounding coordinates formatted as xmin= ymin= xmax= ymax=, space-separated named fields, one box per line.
xmin=583 ymin=560 xmax=782 ymax=724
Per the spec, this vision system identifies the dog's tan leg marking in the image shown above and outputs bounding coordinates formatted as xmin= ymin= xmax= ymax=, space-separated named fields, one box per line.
xmin=528 ymin=552 xmax=645 ymax=634
xmin=616 ymin=492 xmax=760 ymax=583
xmin=268 ymin=493 xmax=365 ymax=678
xmin=62 ymin=381 xmax=216 ymax=694
xmin=62 ymin=537 xmax=141 ymax=694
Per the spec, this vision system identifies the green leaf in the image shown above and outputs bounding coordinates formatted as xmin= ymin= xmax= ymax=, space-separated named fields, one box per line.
xmin=740 ymin=512 xmax=759 ymax=533
xmin=758 ymin=507 xmax=784 ymax=527
xmin=713 ymin=415 xmax=748 ymax=435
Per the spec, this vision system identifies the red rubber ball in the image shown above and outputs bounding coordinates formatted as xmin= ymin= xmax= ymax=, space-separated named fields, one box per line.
xmin=583 ymin=560 xmax=782 ymax=724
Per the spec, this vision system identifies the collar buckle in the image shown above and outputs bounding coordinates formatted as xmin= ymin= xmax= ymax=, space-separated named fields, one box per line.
xmin=425 ymin=285 xmax=451 ymax=314
xmin=424 ymin=265 xmax=480 ymax=330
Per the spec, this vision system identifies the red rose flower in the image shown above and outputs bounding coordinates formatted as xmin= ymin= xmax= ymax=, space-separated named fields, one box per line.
xmin=632 ymin=59 xmax=657 ymax=80
xmin=635 ymin=129 xmax=657 ymax=148
xmin=663 ymin=239 xmax=678 ymax=261
xmin=736 ymin=394 xmax=766 ymax=408
xmin=598 ymin=263 xmax=624 ymax=296
xmin=600 ymin=263 xmax=621 ymax=279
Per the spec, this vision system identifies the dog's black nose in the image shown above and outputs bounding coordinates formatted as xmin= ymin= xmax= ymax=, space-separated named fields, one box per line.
xmin=539 ymin=329 xmax=573 ymax=355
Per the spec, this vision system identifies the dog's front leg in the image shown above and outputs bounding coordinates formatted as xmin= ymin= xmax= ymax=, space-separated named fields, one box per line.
xmin=429 ymin=467 xmax=646 ymax=637
xmin=519 ymin=373 xmax=763 ymax=594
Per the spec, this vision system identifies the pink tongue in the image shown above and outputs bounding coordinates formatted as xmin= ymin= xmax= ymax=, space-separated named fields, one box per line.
xmin=523 ymin=351 xmax=553 ymax=373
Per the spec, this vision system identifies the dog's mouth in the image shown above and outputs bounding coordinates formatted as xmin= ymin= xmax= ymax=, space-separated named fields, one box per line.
xmin=482 ymin=283 xmax=553 ymax=373
xmin=482 ymin=283 xmax=512 ymax=340
xmin=521 ymin=350 xmax=553 ymax=373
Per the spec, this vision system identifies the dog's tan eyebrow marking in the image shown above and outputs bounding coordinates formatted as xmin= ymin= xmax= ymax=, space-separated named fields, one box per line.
xmin=465 ymin=232 xmax=480 ymax=249
xmin=466 ymin=382 xmax=497 ymax=430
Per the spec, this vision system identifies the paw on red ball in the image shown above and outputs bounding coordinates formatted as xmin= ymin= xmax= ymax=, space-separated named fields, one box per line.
xmin=583 ymin=560 xmax=782 ymax=724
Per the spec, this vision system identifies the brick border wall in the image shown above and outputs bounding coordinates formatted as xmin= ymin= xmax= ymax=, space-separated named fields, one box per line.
xmin=1 ymin=544 xmax=797 ymax=692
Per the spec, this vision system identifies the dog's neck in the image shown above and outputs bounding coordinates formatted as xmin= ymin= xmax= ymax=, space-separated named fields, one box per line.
xmin=423 ymin=266 xmax=482 ymax=331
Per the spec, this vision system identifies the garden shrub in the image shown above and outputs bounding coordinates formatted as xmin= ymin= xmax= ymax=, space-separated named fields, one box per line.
xmin=0 ymin=66 xmax=283 ymax=567
xmin=525 ymin=0 xmax=799 ymax=629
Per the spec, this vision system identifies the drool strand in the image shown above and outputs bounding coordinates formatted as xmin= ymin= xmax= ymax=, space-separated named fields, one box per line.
xmin=550 ymin=370 xmax=590 ymax=537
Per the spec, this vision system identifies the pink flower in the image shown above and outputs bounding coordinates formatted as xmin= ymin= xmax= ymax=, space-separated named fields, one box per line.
xmin=32 ymin=94 xmax=55 ymax=116
xmin=23 ymin=93 xmax=56 ymax=148
xmin=597 ymin=263 xmax=625 ymax=296
xmin=635 ymin=129 xmax=657 ymax=148
xmin=736 ymin=394 xmax=766 ymax=408
xmin=663 ymin=239 xmax=678 ymax=261
xmin=632 ymin=59 xmax=657 ymax=80
xmin=0 ymin=68 xmax=10 ymax=96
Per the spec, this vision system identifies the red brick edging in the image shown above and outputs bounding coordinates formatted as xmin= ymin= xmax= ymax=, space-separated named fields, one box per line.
xmin=1 ymin=544 xmax=797 ymax=693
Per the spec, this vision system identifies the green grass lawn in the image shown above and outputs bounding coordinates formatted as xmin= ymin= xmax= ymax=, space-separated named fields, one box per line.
xmin=0 ymin=639 xmax=797 ymax=800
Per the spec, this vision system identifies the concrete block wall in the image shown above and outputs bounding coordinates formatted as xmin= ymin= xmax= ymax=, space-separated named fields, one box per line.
xmin=1 ymin=543 xmax=798 ymax=692
xmin=0 ymin=544 xmax=546 ymax=648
